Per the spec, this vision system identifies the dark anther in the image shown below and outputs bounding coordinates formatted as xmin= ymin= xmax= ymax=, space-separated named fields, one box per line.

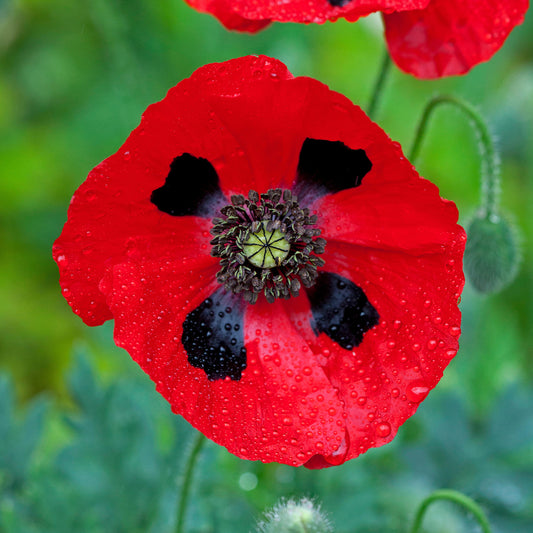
xmin=182 ymin=290 xmax=246 ymax=381
xmin=306 ymin=272 xmax=379 ymax=350
xmin=151 ymin=153 xmax=226 ymax=217
xmin=293 ymin=138 xmax=372 ymax=203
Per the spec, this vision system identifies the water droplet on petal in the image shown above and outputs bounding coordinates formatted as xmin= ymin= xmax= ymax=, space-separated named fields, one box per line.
xmin=376 ymin=422 xmax=391 ymax=438
xmin=449 ymin=326 xmax=461 ymax=337
xmin=406 ymin=381 xmax=430 ymax=403
xmin=427 ymin=339 xmax=437 ymax=350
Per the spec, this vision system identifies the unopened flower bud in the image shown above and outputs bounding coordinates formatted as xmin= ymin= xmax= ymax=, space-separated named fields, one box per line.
xmin=255 ymin=498 xmax=333 ymax=533
xmin=464 ymin=212 xmax=521 ymax=293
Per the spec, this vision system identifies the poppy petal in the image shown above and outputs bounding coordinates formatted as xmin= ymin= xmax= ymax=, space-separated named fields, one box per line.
xmin=313 ymin=241 xmax=464 ymax=465
xmin=103 ymin=261 xmax=345 ymax=465
xmin=54 ymin=169 xmax=215 ymax=327
xmin=53 ymin=56 xmax=292 ymax=326
xmin=383 ymin=0 xmax=529 ymax=78
xmin=195 ymin=0 xmax=430 ymax=26
xmin=204 ymin=70 xmax=395 ymax=200
xmin=304 ymin=130 xmax=465 ymax=466
xmin=184 ymin=0 xmax=272 ymax=31
xmin=310 ymin=154 xmax=464 ymax=465
xmin=316 ymin=138 xmax=461 ymax=253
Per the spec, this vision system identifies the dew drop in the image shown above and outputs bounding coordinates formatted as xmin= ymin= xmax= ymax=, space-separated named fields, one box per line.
xmin=84 ymin=189 xmax=97 ymax=202
xmin=427 ymin=339 xmax=437 ymax=350
xmin=406 ymin=381 xmax=430 ymax=403
xmin=376 ymin=422 xmax=391 ymax=438
xmin=449 ymin=326 xmax=461 ymax=336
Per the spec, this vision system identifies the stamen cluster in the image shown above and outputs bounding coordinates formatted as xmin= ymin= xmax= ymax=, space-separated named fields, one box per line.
xmin=211 ymin=188 xmax=326 ymax=304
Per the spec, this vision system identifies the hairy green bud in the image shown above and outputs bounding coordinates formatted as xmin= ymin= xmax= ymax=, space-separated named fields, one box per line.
xmin=255 ymin=498 xmax=333 ymax=533
xmin=464 ymin=212 xmax=520 ymax=294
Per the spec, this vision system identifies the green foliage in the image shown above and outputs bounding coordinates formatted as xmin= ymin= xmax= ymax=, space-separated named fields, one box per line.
xmin=0 ymin=377 xmax=46 ymax=489
xmin=1 ymin=356 xmax=532 ymax=532
xmin=0 ymin=355 xmax=194 ymax=533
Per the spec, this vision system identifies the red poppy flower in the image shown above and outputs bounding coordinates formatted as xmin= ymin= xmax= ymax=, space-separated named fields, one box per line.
xmin=53 ymin=55 xmax=465 ymax=468
xmin=184 ymin=0 xmax=529 ymax=78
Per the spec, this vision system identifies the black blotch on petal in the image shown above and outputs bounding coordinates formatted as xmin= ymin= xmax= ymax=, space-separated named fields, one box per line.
xmin=151 ymin=153 xmax=226 ymax=217
xmin=327 ymin=0 xmax=351 ymax=6
xmin=306 ymin=272 xmax=379 ymax=350
xmin=182 ymin=290 xmax=246 ymax=381
xmin=293 ymin=138 xmax=372 ymax=203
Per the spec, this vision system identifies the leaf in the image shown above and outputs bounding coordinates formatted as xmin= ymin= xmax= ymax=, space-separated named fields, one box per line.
xmin=0 ymin=374 xmax=47 ymax=491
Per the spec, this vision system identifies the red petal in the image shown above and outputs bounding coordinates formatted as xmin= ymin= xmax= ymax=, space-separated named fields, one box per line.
xmin=104 ymin=262 xmax=344 ymax=465
xmin=151 ymin=55 xmax=301 ymax=198
xmin=310 ymin=142 xmax=465 ymax=465
xmin=53 ymin=56 xmax=293 ymax=325
xmin=316 ymin=241 xmax=464 ymax=464
xmin=317 ymin=174 xmax=461 ymax=254
xmin=383 ymin=0 xmax=529 ymax=78
xmin=187 ymin=0 xmax=430 ymax=26
xmin=184 ymin=0 xmax=272 ymax=31
xmin=174 ymin=60 xmax=392 ymax=199
xmin=209 ymin=72 xmax=423 ymax=198
xmin=54 ymin=184 xmax=214 ymax=326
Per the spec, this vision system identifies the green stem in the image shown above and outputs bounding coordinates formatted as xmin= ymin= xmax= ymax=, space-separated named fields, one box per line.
xmin=367 ymin=50 xmax=392 ymax=120
xmin=409 ymin=489 xmax=493 ymax=533
xmin=409 ymin=94 xmax=500 ymax=218
xmin=175 ymin=432 xmax=206 ymax=533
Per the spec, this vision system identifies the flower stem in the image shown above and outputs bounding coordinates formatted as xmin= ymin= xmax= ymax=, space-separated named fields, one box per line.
xmin=409 ymin=489 xmax=493 ymax=533
xmin=409 ymin=94 xmax=500 ymax=218
xmin=367 ymin=49 xmax=392 ymax=120
xmin=175 ymin=432 xmax=206 ymax=533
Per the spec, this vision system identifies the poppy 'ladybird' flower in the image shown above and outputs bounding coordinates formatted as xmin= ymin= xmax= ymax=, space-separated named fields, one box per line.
xmin=53 ymin=56 xmax=465 ymax=468
xmin=184 ymin=0 xmax=529 ymax=78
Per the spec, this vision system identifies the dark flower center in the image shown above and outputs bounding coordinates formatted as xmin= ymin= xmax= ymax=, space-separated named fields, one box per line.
xmin=210 ymin=188 xmax=326 ymax=304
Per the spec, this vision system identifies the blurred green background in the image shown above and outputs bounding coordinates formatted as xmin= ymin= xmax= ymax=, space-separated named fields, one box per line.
xmin=0 ymin=1 xmax=532 ymax=531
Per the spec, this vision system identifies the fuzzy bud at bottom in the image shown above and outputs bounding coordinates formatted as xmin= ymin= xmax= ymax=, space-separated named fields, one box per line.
xmin=464 ymin=212 xmax=521 ymax=294
xmin=255 ymin=498 xmax=333 ymax=533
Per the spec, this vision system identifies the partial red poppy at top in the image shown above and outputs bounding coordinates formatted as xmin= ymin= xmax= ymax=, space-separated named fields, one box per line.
xmin=54 ymin=55 xmax=465 ymax=468
xmin=184 ymin=0 xmax=529 ymax=78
